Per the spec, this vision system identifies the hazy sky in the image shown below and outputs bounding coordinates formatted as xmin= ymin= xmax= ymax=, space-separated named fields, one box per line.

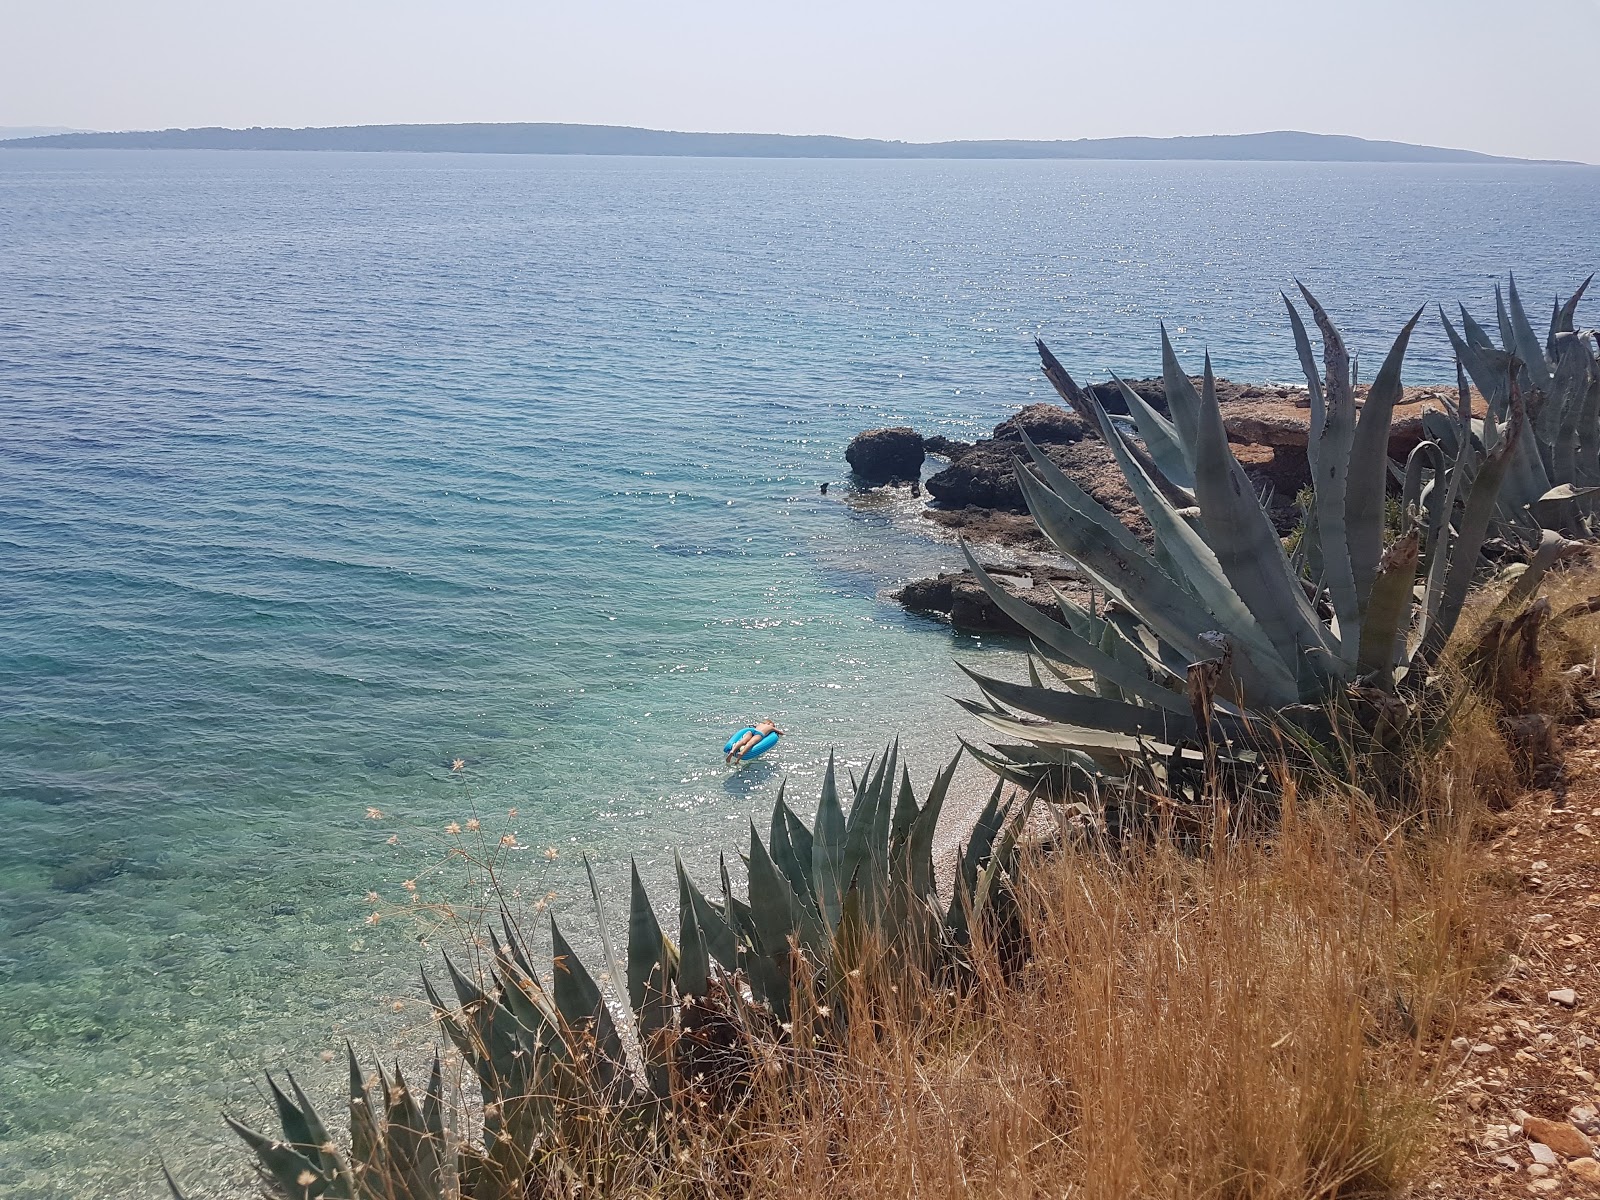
xmin=4 ymin=0 xmax=1598 ymax=162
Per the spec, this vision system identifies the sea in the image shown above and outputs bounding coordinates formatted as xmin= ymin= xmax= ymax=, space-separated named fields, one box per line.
xmin=1 ymin=149 xmax=1596 ymax=1198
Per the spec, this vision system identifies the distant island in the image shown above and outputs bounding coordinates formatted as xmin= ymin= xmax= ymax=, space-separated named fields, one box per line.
xmin=0 ymin=125 xmax=89 ymax=141
xmin=0 ymin=123 xmax=1574 ymax=164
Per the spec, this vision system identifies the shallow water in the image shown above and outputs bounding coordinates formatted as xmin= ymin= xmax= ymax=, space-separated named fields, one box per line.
xmin=1 ymin=151 xmax=1596 ymax=1197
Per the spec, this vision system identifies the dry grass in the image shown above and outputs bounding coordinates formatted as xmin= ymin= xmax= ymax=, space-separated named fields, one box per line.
xmin=676 ymin=786 xmax=1495 ymax=1200
xmin=640 ymin=575 xmax=1600 ymax=1200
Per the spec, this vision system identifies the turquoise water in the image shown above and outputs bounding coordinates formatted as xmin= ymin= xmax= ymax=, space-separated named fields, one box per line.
xmin=1 ymin=151 xmax=1597 ymax=1197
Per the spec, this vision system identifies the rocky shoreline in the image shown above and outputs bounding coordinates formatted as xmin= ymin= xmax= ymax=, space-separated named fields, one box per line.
xmin=850 ymin=375 xmax=1465 ymax=635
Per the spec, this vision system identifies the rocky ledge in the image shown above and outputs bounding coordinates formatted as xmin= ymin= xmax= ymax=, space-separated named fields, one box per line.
xmin=852 ymin=375 xmax=1466 ymax=635
xmin=894 ymin=563 xmax=1087 ymax=636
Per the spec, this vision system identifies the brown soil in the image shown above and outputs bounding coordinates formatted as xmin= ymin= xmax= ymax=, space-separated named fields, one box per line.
xmin=1430 ymin=721 xmax=1600 ymax=1197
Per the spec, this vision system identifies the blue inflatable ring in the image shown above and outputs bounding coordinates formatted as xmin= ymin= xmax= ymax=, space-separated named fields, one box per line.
xmin=724 ymin=726 xmax=780 ymax=761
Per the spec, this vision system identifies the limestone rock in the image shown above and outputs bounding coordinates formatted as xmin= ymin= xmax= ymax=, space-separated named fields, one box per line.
xmin=1529 ymin=1141 xmax=1561 ymax=1166
xmin=924 ymin=436 xmax=1152 ymax=541
xmin=846 ymin=426 xmax=925 ymax=484
xmin=991 ymin=402 xmax=1089 ymax=445
xmin=923 ymin=434 xmax=974 ymax=460
xmin=1549 ymin=987 xmax=1579 ymax=1008
xmin=893 ymin=568 xmax=1075 ymax=637
xmin=1521 ymin=1115 xmax=1596 ymax=1158
xmin=1570 ymin=1157 xmax=1600 ymax=1186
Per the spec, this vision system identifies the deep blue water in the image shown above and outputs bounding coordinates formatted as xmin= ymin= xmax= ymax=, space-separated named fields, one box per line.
xmin=1 ymin=150 xmax=1596 ymax=1197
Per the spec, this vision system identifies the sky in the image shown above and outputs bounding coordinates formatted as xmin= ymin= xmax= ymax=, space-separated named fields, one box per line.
xmin=3 ymin=0 xmax=1598 ymax=163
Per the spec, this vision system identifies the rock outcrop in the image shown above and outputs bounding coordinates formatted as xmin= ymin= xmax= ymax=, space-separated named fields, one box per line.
xmin=845 ymin=426 xmax=925 ymax=484
xmin=925 ymin=437 xmax=1153 ymax=543
xmin=862 ymin=375 xmax=1471 ymax=628
xmin=895 ymin=565 xmax=1083 ymax=636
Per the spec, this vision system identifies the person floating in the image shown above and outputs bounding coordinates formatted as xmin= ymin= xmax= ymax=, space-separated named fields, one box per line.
xmin=724 ymin=719 xmax=783 ymax=764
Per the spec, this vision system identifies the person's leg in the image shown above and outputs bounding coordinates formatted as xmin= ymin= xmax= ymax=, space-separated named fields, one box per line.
xmin=731 ymin=732 xmax=757 ymax=762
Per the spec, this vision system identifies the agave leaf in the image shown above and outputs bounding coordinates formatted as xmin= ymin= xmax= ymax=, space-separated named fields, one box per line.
xmin=160 ymin=1160 xmax=195 ymax=1200
xmin=1012 ymin=435 xmax=1150 ymax=564
xmin=1418 ymin=392 xmax=1523 ymax=665
xmin=382 ymin=1062 xmax=443 ymax=1200
xmin=1159 ymin=324 xmax=1204 ymax=454
xmin=1498 ymin=528 xmax=1567 ymax=613
xmin=842 ymin=750 xmax=890 ymax=905
xmin=944 ymin=781 xmax=1002 ymax=941
xmin=287 ymin=1074 xmax=346 ymax=1183
xmin=1347 ymin=308 xmax=1423 ymax=609
xmin=959 ymin=547 xmax=1190 ymax=712
xmin=1506 ymin=275 xmax=1555 ymax=398
xmin=675 ymin=884 xmax=711 ymax=998
xmin=582 ymin=854 xmax=627 ymax=1009
xmin=1421 ymin=409 xmax=1462 ymax=460
xmin=440 ymin=955 xmax=542 ymax=1082
xmin=1187 ymin=348 xmax=1335 ymax=685
xmin=1294 ymin=286 xmax=1362 ymax=662
xmin=1459 ymin=303 xmax=1498 ymax=353
xmin=1556 ymin=275 xmax=1593 ymax=337
xmin=769 ymin=795 xmax=818 ymax=915
xmin=906 ymin=751 xmax=959 ymax=901
xmin=421 ymin=1054 xmax=445 ymax=1146
xmin=1420 ymin=360 xmax=1477 ymax=628
xmin=812 ymin=751 xmax=847 ymax=930
xmin=225 ymin=1116 xmax=346 ymax=1199
xmin=264 ymin=1074 xmax=339 ymax=1177
xmin=1549 ymin=334 xmax=1596 ymax=496
xmin=1282 ymin=290 xmax=1327 ymax=475
xmin=869 ymin=740 xmax=898 ymax=882
xmin=717 ymin=853 xmax=751 ymax=944
xmin=626 ymin=861 xmax=670 ymax=1017
xmin=971 ymin=790 xmax=1036 ymax=928
xmin=889 ymin=766 xmax=919 ymax=849
xmin=958 ymin=663 xmax=1200 ymax=742
xmin=747 ymin=821 xmax=810 ymax=953
xmin=1112 ymin=372 xmax=1196 ymax=487
xmin=1014 ymin=463 xmax=1214 ymax=663
xmin=1401 ymin=440 xmax=1446 ymax=551
xmin=955 ymin=697 xmax=1164 ymax=757
xmin=1539 ymin=482 xmax=1600 ymax=503
xmin=345 ymin=1045 xmax=382 ymax=1177
xmin=1444 ymin=309 xmax=1513 ymax=417
xmin=549 ymin=917 xmax=626 ymax=1086
xmin=1577 ymin=372 xmax=1600 ymax=487
xmin=1354 ymin=530 xmax=1421 ymax=684
xmin=1034 ymin=403 xmax=1300 ymax=705
xmin=675 ymin=854 xmax=737 ymax=973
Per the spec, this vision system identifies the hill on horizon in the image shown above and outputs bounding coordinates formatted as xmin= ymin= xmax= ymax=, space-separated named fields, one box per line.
xmin=0 ymin=123 xmax=1576 ymax=164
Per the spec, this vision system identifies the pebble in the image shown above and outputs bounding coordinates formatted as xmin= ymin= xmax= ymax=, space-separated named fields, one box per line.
xmin=1571 ymin=1157 xmax=1600 ymax=1185
xmin=1474 ymin=1043 xmax=1498 ymax=1054
xmin=1527 ymin=1161 xmax=1552 ymax=1176
xmin=1528 ymin=1141 xmax=1560 ymax=1166
xmin=1551 ymin=987 xmax=1579 ymax=1007
xmin=1452 ymin=1036 xmax=1472 ymax=1051
xmin=1522 ymin=1114 xmax=1596 ymax=1158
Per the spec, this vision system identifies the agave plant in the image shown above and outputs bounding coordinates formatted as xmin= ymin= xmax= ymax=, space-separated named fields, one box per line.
xmin=169 ymin=745 xmax=1027 ymax=1200
xmin=1433 ymin=274 xmax=1598 ymax=543
xmin=957 ymin=289 xmax=1548 ymax=795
